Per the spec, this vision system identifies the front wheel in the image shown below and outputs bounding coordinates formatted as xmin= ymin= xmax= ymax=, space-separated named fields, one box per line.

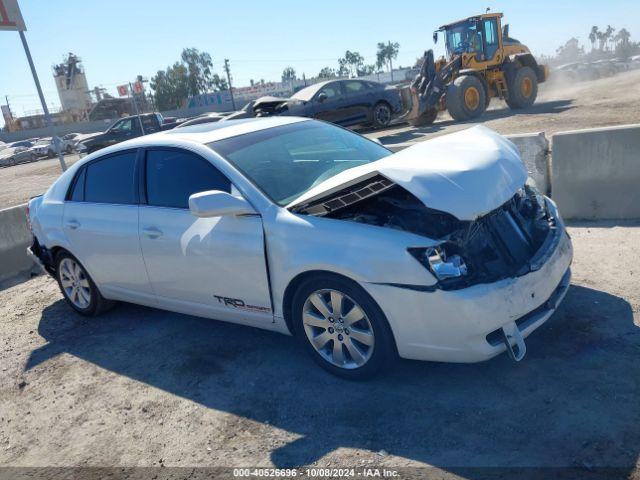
xmin=55 ymin=252 xmax=115 ymax=316
xmin=506 ymin=66 xmax=538 ymax=109
xmin=292 ymin=274 xmax=396 ymax=379
xmin=446 ymin=74 xmax=487 ymax=121
xmin=371 ymin=102 xmax=393 ymax=129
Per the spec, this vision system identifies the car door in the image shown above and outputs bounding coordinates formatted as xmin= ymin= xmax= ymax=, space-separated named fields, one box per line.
xmin=342 ymin=80 xmax=371 ymax=125
xmin=138 ymin=147 xmax=273 ymax=326
xmin=105 ymin=118 xmax=140 ymax=146
xmin=310 ymin=82 xmax=349 ymax=125
xmin=62 ymin=149 xmax=155 ymax=304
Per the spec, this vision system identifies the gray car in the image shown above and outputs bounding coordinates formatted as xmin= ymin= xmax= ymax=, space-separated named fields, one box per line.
xmin=0 ymin=143 xmax=37 ymax=166
xmin=227 ymin=80 xmax=404 ymax=129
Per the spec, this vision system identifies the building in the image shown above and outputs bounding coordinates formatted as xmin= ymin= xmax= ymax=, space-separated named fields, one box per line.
xmin=53 ymin=53 xmax=92 ymax=119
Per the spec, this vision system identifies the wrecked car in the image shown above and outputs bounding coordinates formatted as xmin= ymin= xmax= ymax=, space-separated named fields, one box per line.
xmin=226 ymin=79 xmax=403 ymax=129
xmin=28 ymin=118 xmax=572 ymax=379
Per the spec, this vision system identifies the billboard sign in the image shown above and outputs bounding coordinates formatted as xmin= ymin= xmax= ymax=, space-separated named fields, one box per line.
xmin=0 ymin=0 xmax=26 ymax=31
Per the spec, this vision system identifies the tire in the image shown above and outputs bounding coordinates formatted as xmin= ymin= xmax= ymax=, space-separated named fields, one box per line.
xmin=66 ymin=145 xmax=73 ymax=154
xmin=55 ymin=251 xmax=115 ymax=316
xmin=446 ymin=74 xmax=487 ymax=121
xmin=371 ymin=102 xmax=393 ymax=129
xmin=30 ymin=154 xmax=37 ymax=162
xmin=291 ymin=273 xmax=396 ymax=380
xmin=409 ymin=108 xmax=438 ymax=127
xmin=505 ymin=65 xmax=538 ymax=109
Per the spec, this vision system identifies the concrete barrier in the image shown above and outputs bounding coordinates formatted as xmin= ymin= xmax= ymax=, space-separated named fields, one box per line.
xmin=0 ymin=204 xmax=35 ymax=282
xmin=552 ymin=124 xmax=640 ymax=220
xmin=505 ymin=132 xmax=550 ymax=195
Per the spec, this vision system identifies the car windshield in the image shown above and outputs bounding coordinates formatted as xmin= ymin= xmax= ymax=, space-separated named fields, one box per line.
xmin=290 ymin=83 xmax=326 ymax=101
xmin=209 ymin=121 xmax=391 ymax=206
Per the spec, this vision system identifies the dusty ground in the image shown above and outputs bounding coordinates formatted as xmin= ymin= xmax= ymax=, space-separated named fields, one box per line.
xmin=367 ymin=68 xmax=640 ymax=145
xmin=2 ymin=69 xmax=640 ymax=210
xmin=0 ymin=222 xmax=638 ymax=477
xmin=0 ymin=154 xmax=81 ymax=210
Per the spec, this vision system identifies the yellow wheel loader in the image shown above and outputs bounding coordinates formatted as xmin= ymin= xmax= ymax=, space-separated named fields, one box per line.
xmin=402 ymin=12 xmax=549 ymax=126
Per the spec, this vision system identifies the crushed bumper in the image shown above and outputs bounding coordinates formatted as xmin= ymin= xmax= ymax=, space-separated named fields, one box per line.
xmin=363 ymin=228 xmax=573 ymax=363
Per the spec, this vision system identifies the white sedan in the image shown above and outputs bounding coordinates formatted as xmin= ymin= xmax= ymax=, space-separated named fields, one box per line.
xmin=28 ymin=118 xmax=572 ymax=379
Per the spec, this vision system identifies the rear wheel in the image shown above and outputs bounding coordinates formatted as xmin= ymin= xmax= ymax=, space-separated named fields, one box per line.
xmin=371 ymin=102 xmax=393 ymax=129
xmin=55 ymin=252 xmax=115 ymax=316
xmin=506 ymin=65 xmax=538 ymax=109
xmin=409 ymin=107 xmax=438 ymax=127
xmin=291 ymin=274 xmax=395 ymax=379
xmin=446 ymin=75 xmax=487 ymax=121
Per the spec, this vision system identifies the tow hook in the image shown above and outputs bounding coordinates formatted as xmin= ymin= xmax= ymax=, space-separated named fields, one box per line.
xmin=500 ymin=322 xmax=527 ymax=362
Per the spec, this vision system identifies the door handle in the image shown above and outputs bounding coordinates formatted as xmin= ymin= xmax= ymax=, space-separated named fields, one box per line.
xmin=65 ymin=219 xmax=80 ymax=230
xmin=142 ymin=227 xmax=163 ymax=239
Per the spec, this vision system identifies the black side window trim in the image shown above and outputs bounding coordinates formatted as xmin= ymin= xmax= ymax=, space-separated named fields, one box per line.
xmin=64 ymin=148 xmax=142 ymax=204
xmin=139 ymin=147 xmax=233 ymax=209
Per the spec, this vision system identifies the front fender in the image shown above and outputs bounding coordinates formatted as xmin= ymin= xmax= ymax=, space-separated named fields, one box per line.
xmin=263 ymin=207 xmax=438 ymax=317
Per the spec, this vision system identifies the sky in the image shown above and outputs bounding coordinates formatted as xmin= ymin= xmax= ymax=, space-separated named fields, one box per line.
xmin=1 ymin=0 xmax=639 ymax=127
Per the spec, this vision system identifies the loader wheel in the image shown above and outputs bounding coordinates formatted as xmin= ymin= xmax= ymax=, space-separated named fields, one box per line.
xmin=506 ymin=66 xmax=538 ymax=109
xmin=409 ymin=108 xmax=438 ymax=127
xmin=446 ymin=75 xmax=487 ymax=121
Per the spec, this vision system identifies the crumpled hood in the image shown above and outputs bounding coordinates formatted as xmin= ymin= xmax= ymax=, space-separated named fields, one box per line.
xmin=287 ymin=125 xmax=528 ymax=221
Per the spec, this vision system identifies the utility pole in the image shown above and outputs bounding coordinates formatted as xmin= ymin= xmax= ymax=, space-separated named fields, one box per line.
xmin=18 ymin=30 xmax=67 ymax=171
xmin=388 ymin=41 xmax=394 ymax=82
xmin=224 ymin=58 xmax=236 ymax=110
xmin=128 ymin=82 xmax=145 ymax=134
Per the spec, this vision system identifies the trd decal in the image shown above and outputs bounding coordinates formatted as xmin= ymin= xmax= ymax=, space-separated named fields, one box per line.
xmin=214 ymin=295 xmax=271 ymax=313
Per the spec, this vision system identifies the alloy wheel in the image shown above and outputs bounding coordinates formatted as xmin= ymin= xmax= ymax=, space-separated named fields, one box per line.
xmin=302 ymin=289 xmax=375 ymax=369
xmin=59 ymin=258 xmax=92 ymax=309
xmin=374 ymin=104 xmax=391 ymax=126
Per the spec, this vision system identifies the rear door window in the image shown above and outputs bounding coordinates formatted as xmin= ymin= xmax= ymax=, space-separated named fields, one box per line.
xmin=69 ymin=168 xmax=86 ymax=202
xmin=145 ymin=149 xmax=231 ymax=209
xmin=84 ymin=151 xmax=137 ymax=204
xmin=344 ymin=81 xmax=365 ymax=94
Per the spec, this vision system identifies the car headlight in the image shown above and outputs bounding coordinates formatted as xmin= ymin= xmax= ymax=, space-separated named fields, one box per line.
xmin=408 ymin=245 xmax=468 ymax=280
xmin=77 ymin=143 xmax=87 ymax=152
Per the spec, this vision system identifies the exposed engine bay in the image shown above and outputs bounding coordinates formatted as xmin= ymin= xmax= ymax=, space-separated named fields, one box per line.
xmin=293 ymin=175 xmax=556 ymax=289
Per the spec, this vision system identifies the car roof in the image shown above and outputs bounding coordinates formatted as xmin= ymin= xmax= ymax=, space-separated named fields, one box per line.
xmin=143 ymin=117 xmax=309 ymax=144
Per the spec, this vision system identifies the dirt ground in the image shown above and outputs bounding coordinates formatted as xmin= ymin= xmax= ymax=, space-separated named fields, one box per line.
xmin=2 ymin=69 xmax=640 ymax=210
xmin=367 ymin=68 xmax=640 ymax=144
xmin=0 ymin=154 xmax=81 ymax=210
xmin=0 ymin=222 xmax=638 ymax=477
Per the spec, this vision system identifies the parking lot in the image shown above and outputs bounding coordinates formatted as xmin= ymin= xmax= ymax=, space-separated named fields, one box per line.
xmin=0 ymin=222 xmax=638 ymax=475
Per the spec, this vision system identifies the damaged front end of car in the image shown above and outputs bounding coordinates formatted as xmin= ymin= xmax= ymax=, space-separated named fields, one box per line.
xmin=291 ymin=175 xmax=559 ymax=291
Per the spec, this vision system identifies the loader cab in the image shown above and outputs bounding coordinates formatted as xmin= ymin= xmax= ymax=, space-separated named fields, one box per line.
xmin=437 ymin=13 xmax=504 ymax=66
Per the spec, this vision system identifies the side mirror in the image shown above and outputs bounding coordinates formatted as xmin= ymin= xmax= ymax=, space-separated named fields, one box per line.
xmin=189 ymin=190 xmax=256 ymax=218
xmin=316 ymin=92 xmax=328 ymax=103
xmin=502 ymin=24 xmax=509 ymax=38
xmin=433 ymin=31 xmax=438 ymax=44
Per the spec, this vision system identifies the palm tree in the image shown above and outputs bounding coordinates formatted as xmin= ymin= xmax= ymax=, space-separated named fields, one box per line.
xmin=589 ymin=26 xmax=599 ymax=51
xmin=604 ymin=25 xmax=615 ymax=51
xmin=376 ymin=41 xmax=400 ymax=81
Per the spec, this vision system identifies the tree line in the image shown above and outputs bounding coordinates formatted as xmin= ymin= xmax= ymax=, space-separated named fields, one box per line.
xmin=552 ymin=25 xmax=638 ymax=65
xmin=283 ymin=41 xmax=400 ymax=81
xmin=151 ymin=41 xmax=401 ymax=111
